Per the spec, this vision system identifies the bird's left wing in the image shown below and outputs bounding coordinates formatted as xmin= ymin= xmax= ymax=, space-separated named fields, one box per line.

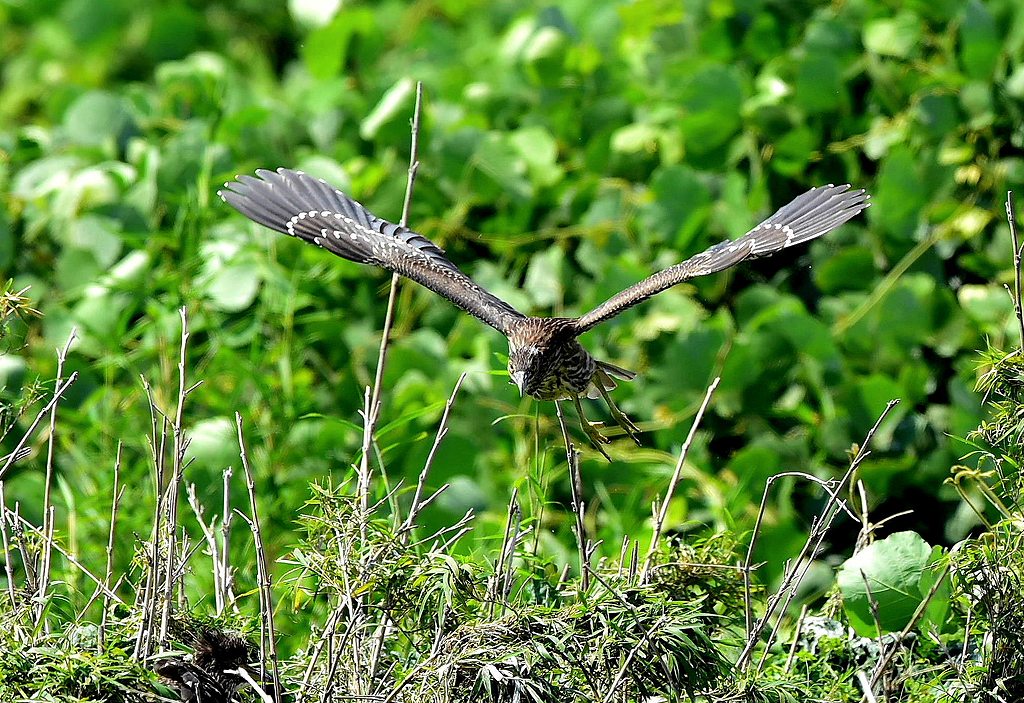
xmin=573 ymin=184 xmax=870 ymax=333
xmin=220 ymin=168 xmax=526 ymax=335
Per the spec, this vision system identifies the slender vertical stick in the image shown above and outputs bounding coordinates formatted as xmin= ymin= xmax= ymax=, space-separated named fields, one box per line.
xmin=221 ymin=466 xmax=235 ymax=610
xmin=0 ymin=483 xmax=18 ymax=619
xmin=99 ymin=443 xmax=123 ymax=651
xmin=353 ymin=83 xmax=424 ymax=698
xmin=236 ymin=413 xmax=281 ymax=703
xmin=641 ymin=377 xmax=719 ymax=582
xmin=1006 ymin=192 xmax=1024 ymax=348
xmin=37 ymin=328 xmax=76 ymax=629
xmin=359 ymin=81 xmax=425 ymax=496
xmin=159 ymin=307 xmax=194 ymax=646
xmin=489 ymin=488 xmax=520 ymax=617
xmin=186 ymin=483 xmax=223 ymax=613
xmin=555 ymin=401 xmax=589 ymax=591
xmin=135 ymin=380 xmax=166 ymax=659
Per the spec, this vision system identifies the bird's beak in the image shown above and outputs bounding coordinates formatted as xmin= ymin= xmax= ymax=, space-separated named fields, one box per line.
xmin=511 ymin=371 xmax=526 ymax=397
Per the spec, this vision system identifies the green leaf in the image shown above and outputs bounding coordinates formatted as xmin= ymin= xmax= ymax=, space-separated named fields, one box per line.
xmin=770 ymin=126 xmax=816 ymax=177
xmin=508 ymin=127 xmax=563 ymax=188
xmin=0 ymin=209 xmax=12 ymax=270
xmin=813 ymin=246 xmax=876 ymax=294
xmin=0 ymin=355 xmax=27 ymax=392
xmin=66 ymin=214 xmax=123 ymax=267
xmin=290 ymin=0 xmax=342 ymax=28
xmin=56 ymin=248 xmax=103 ymax=292
xmin=795 ymin=54 xmax=844 ymax=113
xmin=958 ymin=284 xmax=1013 ymax=335
xmin=185 ymin=417 xmax=238 ymax=473
xmin=838 ymin=531 xmax=934 ymax=635
xmin=522 ymin=25 xmax=569 ymax=86
xmin=863 ymin=13 xmax=922 ymax=59
xmin=959 ymin=0 xmax=999 ymax=80
xmin=872 ymin=145 xmax=928 ymax=238
xmin=918 ymin=547 xmax=951 ymax=632
xmin=62 ymin=91 xmax=134 ymax=148
xmin=301 ymin=8 xmax=374 ymax=79
xmin=204 ymin=263 xmax=261 ymax=313
xmin=678 ymin=64 xmax=743 ymax=152
xmin=641 ymin=164 xmax=710 ymax=249
xmin=610 ymin=122 xmax=660 ymax=155
xmin=360 ymin=77 xmax=415 ymax=141
xmin=617 ymin=0 xmax=684 ymax=39
xmin=471 ymin=133 xmax=531 ymax=200
xmin=11 ymin=156 xmax=85 ymax=200
xmin=145 ymin=3 xmax=201 ymax=62
xmin=524 ymin=246 xmax=565 ymax=309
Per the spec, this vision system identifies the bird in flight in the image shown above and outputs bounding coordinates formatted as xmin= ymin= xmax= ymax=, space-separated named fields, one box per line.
xmin=220 ymin=169 xmax=869 ymax=459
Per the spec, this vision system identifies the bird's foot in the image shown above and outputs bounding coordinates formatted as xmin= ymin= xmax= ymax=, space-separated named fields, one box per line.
xmin=571 ymin=395 xmax=613 ymax=461
xmin=581 ymin=420 xmax=613 ymax=461
xmin=606 ymin=407 xmax=641 ymax=446
xmin=595 ymin=386 xmax=642 ymax=446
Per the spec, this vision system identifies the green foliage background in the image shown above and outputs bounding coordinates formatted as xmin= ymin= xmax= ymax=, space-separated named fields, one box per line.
xmin=2 ymin=0 xmax=1023 ymax=636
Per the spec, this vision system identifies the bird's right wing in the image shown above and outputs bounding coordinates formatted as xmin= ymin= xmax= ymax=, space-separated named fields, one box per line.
xmin=220 ymin=168 xmax=526 ymax=335
xmin=573 ymin=184 xmax=870 ymax=333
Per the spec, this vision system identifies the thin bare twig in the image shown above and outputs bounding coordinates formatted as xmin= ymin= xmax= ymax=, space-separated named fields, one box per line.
xmin=784 ymin=604 xmax=809 ymax=672
xmin=400 ymin=372 xmax=466 ymax=537
xmin=37 ymin=327 xmax=76 ymax=629
xmin=742 ymin=469 xmax=862 ymax=638
xmin=356 ymin=85 xmax=425 ymax=699
xmin=641 ymin=376 xmax=719 ymax=582
xmin=298 ymin=609 xmax=341 ymax=698
xmin=555 ymin=401 xmax=589 ymax=591
xmin=159 ymin=307 xmax=195 ymax=646
xmin=134 ymin=376 xmax=164 ymax=658
xmin=6 ymin=508 xmax=126 ymax=607
xmin=0 ymin=372 xmax=78 ymax=482
xmin=601 ymin=616 xmax=668 ymax=703
xmin=229 ymin=667 xmax=275 ymax=703
xmin=867 ymin=564 xmax=950 ymax=692
xmin=221 ymin=466 xmax=235 ymax=610
xmin=186 ymin=483 xmax=224 ymax=613
xmin=1006 ymin=191 xmax=1024 ymax=347
xmin=0 ymin=483 xmax=18 ymax=618
xmin=236 ymin=413 xmax=281 ymax=703
xmin=99 ymin=442 xmax=124 ymax=651
xmin=359 ymin=80 xmax=425 ymax=506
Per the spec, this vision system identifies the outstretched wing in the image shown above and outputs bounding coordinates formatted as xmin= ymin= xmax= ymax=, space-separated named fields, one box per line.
xmin=219 ymin=168 xmax=526 ymax=334
xmin=573 ymin=184 xmax=870 ymax=333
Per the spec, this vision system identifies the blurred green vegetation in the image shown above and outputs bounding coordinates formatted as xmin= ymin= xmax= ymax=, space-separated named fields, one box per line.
xmin=2 ymin=0 xmax=1023 ymax=672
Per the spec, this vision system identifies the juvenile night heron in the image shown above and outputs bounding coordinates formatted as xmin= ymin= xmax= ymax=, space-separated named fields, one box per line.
xmin=220 ymin=169 xmax=869 ymax=458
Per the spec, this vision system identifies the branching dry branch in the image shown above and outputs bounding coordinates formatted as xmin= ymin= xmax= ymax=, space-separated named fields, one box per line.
xmin=738 ymin=398 xmax=900 ymax=671
xmin=0 ymin=372 xmax=79 ymax=482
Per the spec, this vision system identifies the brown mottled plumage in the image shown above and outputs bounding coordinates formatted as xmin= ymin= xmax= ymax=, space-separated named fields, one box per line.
xmin=220 ymin=168 xmax=869 ymax=458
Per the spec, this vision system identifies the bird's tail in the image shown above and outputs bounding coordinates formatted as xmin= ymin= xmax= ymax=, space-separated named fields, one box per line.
xmin=586 ymin=359 xmax=637 ymax=399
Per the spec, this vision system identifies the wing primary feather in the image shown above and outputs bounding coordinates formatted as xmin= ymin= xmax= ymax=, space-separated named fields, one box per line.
xmin=219 ymin=168 xmax=526 ymax=333
xmin=573 ymin=183 xmax=870 ymax=333
xmin=767 ymin=185 xmax=834 ymax=224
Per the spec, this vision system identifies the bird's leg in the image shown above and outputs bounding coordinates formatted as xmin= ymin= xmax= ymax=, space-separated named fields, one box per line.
xmin=595 ymin=384 xmax=642 ymax=446
xmin=571 ymin=395 xmax=612 ymax=461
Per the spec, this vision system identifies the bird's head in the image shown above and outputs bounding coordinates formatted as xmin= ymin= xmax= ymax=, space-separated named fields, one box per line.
xmin=507 ymin=344 xmax=548 ymax=397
